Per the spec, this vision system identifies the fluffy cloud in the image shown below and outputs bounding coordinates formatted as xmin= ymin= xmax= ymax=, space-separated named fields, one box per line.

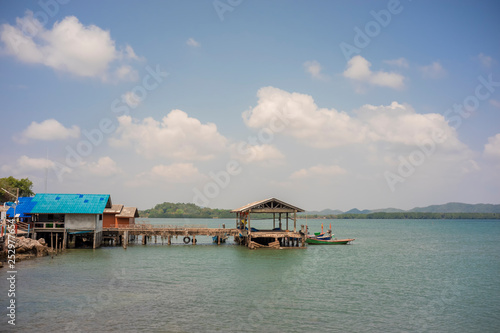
xmin=150 ymin=163 xmax=204 ymax=183
xmin=484 ymin=134 xmax=500 ymax=159
xmin=126 ymin=163 xmax=205 ymax=187
xmin=1 ymin=155 xmax=57 ymax=174
xmin=384 ymin=57 xmax=409 ymax=68
xmin=231 ymin=143 xmax=285 ymax=165
xmin=85 ymin=156 xmax=122 ymax=177
xmin=343 ymin=55 xmax=405 ymax=90
xmin=291 ymin=164 xmax=347 ymax=179
xmin=477 ymin=53 xmax=493 ymax=68
xmin=122 ymin=91 xmax=142 ymax=108
xmin=419 ymin=61 xmax=446 ymax=79
xmin=18 ymin=119 xmax=80 ymax=143
xmin=243 ymin=87 xmax=464 ymax=150
xmin=489 ymin=99 xmax=500 ymax=109
xmin=186 ymin=37 xmax=200 ymax=47
xmin=0 ymin=12 xmax=140 ymax=81
xmin=110 ymin=110 xmax=227 ymax=160
xmin=303 ymin=60 xmax=328 ymax=80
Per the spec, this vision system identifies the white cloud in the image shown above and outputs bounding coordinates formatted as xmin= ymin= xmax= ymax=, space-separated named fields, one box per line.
xmin=1 ymin=155 xmax=57 ymax=174
xmin=243 ymin=87 xmax=464 ymax=150
xmin=489 ymin=99 xmax=500 ymax=108
xmin=419 ymin=61 xmax=446 ymax=79
xmin=110 ymin=110 xmax=227 ymax=161
xmin=18 ymin=155 xmax=54 ymax=170
xmin=122 ymin=91 xmax=142 ymax=108
xmin=0 ymin=11 xmax=141 ymax=82
xmin=291 ymin=164 xmax=347 ymax=179
xmin=85 ymin=156 xmax=122 ymax=177
xmin=126 ymin=163 xmax=205 ymax=187
xmin=231 ymin=143 xmax=285 ymax=165
xmin=303 ymin=60 xmax=328 ymax=80
xmin=477 ymin=53 xmax=493 ymax=68
xmin=484 ymin=134 xmax=500 ymax=159
xmin=150 ymin=163 xmax=204 ymax=183
xmin=18 ymin=119 xmax=80 ymax=143
xmin=384 ymin=57 xmax=409 ymax=68
xmin=186 ymin=37 xmax=200 ymax=47
xmin=343 ymin=55 xmax=405 ymax=90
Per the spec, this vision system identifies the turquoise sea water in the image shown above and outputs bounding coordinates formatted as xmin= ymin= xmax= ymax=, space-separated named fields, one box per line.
xmin=1 ymin=218 xmax=499 ymax=332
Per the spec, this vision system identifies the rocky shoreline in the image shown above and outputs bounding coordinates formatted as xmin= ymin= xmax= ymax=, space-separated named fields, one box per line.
xmin=0 ymin=236 xmax=52 ymax=266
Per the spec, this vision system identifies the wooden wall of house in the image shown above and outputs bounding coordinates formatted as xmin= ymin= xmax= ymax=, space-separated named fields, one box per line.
xmin=103 ymin=213 xmax=116 ymax=228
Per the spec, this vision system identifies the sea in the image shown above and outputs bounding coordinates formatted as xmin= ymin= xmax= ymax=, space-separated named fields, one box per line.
xmin=1 ymin=218 xmax=499 ymax=332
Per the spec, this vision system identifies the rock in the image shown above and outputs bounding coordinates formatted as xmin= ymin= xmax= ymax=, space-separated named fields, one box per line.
xmin=4 ymin=236 xmax=51 ymax=258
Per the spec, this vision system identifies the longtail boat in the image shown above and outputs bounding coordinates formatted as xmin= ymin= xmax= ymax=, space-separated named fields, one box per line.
xmin=306 ymin=223 xmax=354 ymax=245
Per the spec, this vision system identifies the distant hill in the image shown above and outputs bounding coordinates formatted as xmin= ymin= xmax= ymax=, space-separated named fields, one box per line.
xmin=299 ymin=209 xmax=343 ymax=216
xmin=303 ymin=202 xmax=500 ymax=216
xmin=409 ymin=202 xmax=500 ymax=213
xmin=344 ymin=208 xmax=371 ymax=214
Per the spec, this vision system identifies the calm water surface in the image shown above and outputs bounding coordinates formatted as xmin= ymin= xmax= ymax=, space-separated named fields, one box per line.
xmin=1 ymin=218 xmax=499 ymax=332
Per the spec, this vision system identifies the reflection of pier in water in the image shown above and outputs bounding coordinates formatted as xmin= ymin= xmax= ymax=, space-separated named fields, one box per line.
xmin=103 ymin=198 xmax=308 ymax=249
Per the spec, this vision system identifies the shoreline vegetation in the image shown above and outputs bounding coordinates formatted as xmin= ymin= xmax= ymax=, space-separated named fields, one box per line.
xmin=140 ymin=202 xmax=500 ymax=220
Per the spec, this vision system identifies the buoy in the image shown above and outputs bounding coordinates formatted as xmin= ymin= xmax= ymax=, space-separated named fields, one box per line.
xmin=183 ymin=236 xmax=191 ymax=244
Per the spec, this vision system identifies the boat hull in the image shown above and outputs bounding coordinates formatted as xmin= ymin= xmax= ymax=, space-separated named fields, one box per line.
xmin=306 ymin=238 xmax=355 ymax=245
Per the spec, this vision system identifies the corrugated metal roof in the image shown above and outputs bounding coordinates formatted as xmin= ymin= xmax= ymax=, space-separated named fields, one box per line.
xmin=104 ymin=204 xmax=124 ymax=214
xmin=116 ymin=207 xmax=138 ymax=218
xmin=231 ymin=198 xmax=304 ymax=213
xmin=6 ymin=197 xmax=36 ymax=218
xmin=30 ymin=193 xmax=111 ymax=214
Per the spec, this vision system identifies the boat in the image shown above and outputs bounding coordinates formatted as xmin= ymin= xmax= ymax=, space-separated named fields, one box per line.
xmin=306 ymin=237 xmax=355 ymax=245
xmin=306 ymin=223 xmax=354 ymax=245
xmin=212 ymin=235 xmax=228 ymax=243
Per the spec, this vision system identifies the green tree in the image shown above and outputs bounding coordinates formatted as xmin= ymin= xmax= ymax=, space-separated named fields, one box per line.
xmin=0 ymin=176 xmax=34 ymax=202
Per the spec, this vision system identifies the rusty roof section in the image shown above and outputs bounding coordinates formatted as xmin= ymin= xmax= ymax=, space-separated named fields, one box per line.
xmin=104 ymin=204 xmax=124 ymax=214
xmin=116 ymin=207 xmax=139 ymax=218
xmin=231 ymin=198 xmax=304 ymax=213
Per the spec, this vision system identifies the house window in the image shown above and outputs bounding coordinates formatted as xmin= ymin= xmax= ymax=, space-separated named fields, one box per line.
xmin=48 ymin=214 xmax=54 ymax=220
xmin=99 ymin=214 xmax=103 ymax=220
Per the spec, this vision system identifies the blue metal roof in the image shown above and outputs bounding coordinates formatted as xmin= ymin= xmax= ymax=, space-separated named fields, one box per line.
xmin=29 ymin=194 xmax=111 ymax=214
xmin=6 ymin=197 xmax=35 ymax=218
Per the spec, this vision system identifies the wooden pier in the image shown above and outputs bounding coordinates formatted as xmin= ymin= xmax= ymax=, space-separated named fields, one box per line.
xmin=102 ymin=198 xmax=309 ymax=249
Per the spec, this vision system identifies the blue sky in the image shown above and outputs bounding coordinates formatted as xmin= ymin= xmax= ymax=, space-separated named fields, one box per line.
xmin=1 ymin=0 xmax=499 ymax=211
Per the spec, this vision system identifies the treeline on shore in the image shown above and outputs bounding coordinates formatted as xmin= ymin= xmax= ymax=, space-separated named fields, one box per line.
xmin=305 ymin=212 xmax=500 ymax=219
xmin=140 ymin=202 xmax=500 ymax=219
xmin=140 ymin=202 xmax=233 ymax=218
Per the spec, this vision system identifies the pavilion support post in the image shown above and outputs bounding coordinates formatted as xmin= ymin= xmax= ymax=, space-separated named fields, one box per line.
xmin=279 ymin=213 xmax=282 ymax=230
xmin=273 ymin=213 xmax=275 ymax=229
xmin=286 ymin=213 xmax=289 ymax=231
xmin=294 ymin=210 xmax=297 ymax=232
xmin=248 ymin=211 xmax=251 ymax=232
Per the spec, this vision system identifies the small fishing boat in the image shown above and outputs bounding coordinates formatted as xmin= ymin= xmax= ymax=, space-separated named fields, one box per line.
xmin=212 ymin=235 xmax=228 ymax=243
xmin=306 ymin=223 xmax=354 ymax=245
xmin=306 ymin=237 xmax=355 ymax=245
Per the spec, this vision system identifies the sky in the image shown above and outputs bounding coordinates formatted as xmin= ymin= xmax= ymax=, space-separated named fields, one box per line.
xmin=0 ymin=0 xmax=499 ymax=211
